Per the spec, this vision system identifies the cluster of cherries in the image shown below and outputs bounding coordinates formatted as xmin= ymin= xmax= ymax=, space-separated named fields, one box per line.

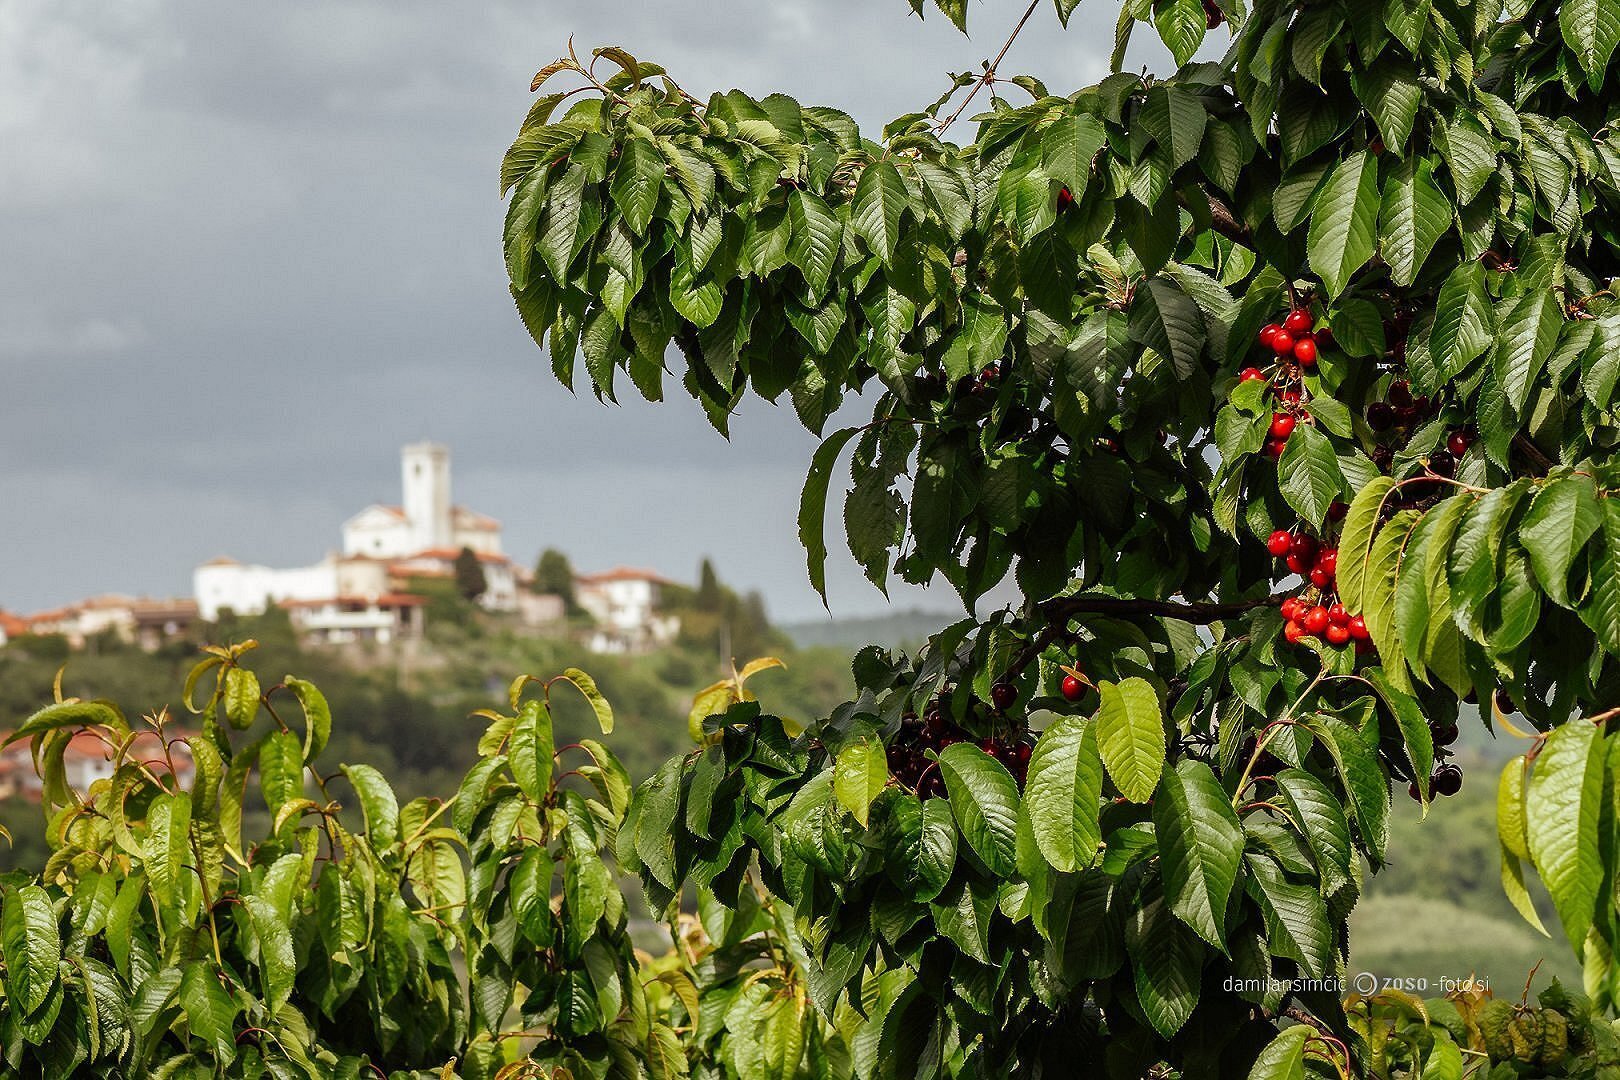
xmin=1266 ymin=526 xmax=1374 ymax=652
xmin=887 ymin=682 xmax=1033 ymax=798
xmin=1239 ymin=307 xmax=1327 ymax=460
xmin=1407 ymin=718 xmax=1463 ymax=800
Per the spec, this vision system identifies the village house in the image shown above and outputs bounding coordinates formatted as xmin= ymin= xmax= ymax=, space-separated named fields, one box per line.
xmin=193 ymin=443 xmax=522 ymax=641
xmin=575 ymin=568 xmax=681 ymax=654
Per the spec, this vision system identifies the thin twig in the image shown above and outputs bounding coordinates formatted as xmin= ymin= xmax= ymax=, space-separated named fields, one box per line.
xmin=935 ymin=0 xmax=1043 ymax=137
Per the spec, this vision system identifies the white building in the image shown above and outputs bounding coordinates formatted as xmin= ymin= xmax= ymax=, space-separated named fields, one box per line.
xmin=194 ymin=443 xmax=521 ymax=624
xmin=576 ymin=568 xmax=681 ymax=654
xmin=342 ymin=443 xmax=503 ymax=559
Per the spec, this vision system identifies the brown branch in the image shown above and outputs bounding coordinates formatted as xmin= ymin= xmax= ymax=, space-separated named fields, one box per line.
xmin=1040 ymin=594 xmax=1284 ymax=624
xmin=1181 ymin=186 xmax=1252 ymax=245
xmin=935 ymin=0 xmax=1042 ymax=137
xmin=1513 ymin=433 xmax=1555 ymax=477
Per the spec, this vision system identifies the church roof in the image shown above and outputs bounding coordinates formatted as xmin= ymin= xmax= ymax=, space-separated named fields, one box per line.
xmin=576 ymin=567 xmax=673 ymax=586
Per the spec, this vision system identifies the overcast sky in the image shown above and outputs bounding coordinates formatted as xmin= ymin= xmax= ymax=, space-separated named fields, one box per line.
xmin=0 ymin=0 xmax=1187 ymax=624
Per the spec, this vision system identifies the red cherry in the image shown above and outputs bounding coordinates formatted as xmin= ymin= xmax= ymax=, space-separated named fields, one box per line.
xmin=1267 ymin=529 xmax=1294 ymax=557
xmin=1316 ymin=548 xmax=1337 ymax=576
xmin=1294 ymin=337 xmax=1318 ymax=366
xmin=1288 ymin=534 xmax=1318 ymax=563
xmin=1447 ymin=430 xmax=1472 ymax=457
xmin=1057 ymin=186 xmax=1074 ymax=211
xmin=1355 ymin=638 xmax=1375 ymax=655
xmin=1303 ymin=605 xmax=1330 ymax=635
xmin=1325 ymin=623 xmax=1352 ymax=646
xmin=1348 ymin=615 xmax=1370 ymax=641
xmin=1270 ymin=413 xmax=1297 ymax=439
xmin=1278 ymin=388 xmax=1303 ymax=406
xmin=1327 ymin=603 xmax=1349 ymax=627
xmin=1283 ymin=620 xmax=1308 ymax=645
xmin=1327 ymin=500 xmax=1349 ymax=521
xmin=990 ymin=681 xmax=1018 ymax=711
xmin=1016 ymin=742 xmax=1033 ymax=766
xmin=1061 ymin=674 xmax=1085 ymax=701
xmin=1285 ymin=553 xmax=1306 ymax=574
xmin=1240 ymin=367 xmax=1267 ymax=383
xmin=1264 ymin=438 xmax=1286 ymax=460
xmin=979 ymin=738 xmax=999 ymax=754
xmin=1309 ymin=566 xmax=1332 ymax=588
xmin=1271 ymin=330 xmax=1296 ymax=356
xmin=1283 ymin=309 xmax=1314 ymax=334
xmin=1280 ymin=597 xmax=1303 ymax=621
xmin=1258 ymin=324 xmax=1282 ymax=347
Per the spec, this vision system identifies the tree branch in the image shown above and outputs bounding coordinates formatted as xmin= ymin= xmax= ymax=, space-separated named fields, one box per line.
xmin=1182 ymin=186 xmax=1252 ymax=245
xmin=935 ymin=0 xmax=1042 ymax=137
xmin=1513 ymin=433 xmax=1555 ymax=477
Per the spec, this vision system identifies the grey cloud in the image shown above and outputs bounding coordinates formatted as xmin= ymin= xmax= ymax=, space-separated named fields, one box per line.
xmin=1 ymin=0 xmax=1188 ymax=623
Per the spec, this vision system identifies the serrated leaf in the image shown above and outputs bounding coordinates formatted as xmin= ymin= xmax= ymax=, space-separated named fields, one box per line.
xmin=610 ymin=137 xmax=663 ymax=235
xmin=1525 ymin=720 xmax=1605 ymax=951
xmin=1127 ymin=897 xmax=1203 ymax=1037
xmin=850 ymin=159 xmax=908 ymax=265
xmin=1153 ymin=760 xmax=1244 ymax=949
xmin=1493 ymin=289 xmax=1562 ymax=415
xmin=799 ymin=427 xmax=860 ymax=606
xmin=834 ymin=738 xmax=887 ymax=827
xmin=1279 ymin=425 xmax=1345 ymax=526
xmin=1520 ymin=474 xmax=1602 ymax=607
xmin=937 ymin=743 xmax=1020 ymax=876
xmin=1306 ymin=151 xmax=1380 ymax=297
xmin=2 ymin=884 xmax=60 ymax=1015
xmin=1379 ymin=155 xmax=1450 ymax=286
xmin=1022 ymin=716 xmax=1103 ymax=872
xmin=1096 ymin=678 xmax=1166 ymax=803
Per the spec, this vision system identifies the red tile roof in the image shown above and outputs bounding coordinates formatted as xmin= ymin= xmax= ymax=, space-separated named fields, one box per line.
xmin=576 ymin=567 xmax=673 ymax=586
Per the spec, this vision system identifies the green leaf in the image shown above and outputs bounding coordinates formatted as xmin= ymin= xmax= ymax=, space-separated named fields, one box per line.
xmin=2 ymin=699 xmax=126 ymax=748
xmin=503 ymin=167 xmax=546 ymax=291
xmin=559 ymin=667 xmax=615 ymax=733
xmin=931 ymin=875 xmax=997 ymax=964
xmin=787 ymin=190 xmax=841 ymax=300
xmin=1494 ymin=289 xmax=1563 ymax=415
xmin=259 ymin=730 xmax=304 ymax=821
xmin=340 ymin=764 xmax=400 ymax=850
xmin=850 ymin=159 xmax=908 ymax=265
xmin=1520 ymin=474 xmax=1602 ymax=607
xmin=1378 ymin=155 xmax=1450 ymax=286
xmin=284 ymin=676 xmax=331 ymax=765
xmin=1306 ymin=151 xmax=1380 ymax=297
xmin=1140 ymin=85 xmax=1207 ymax=170
xmin=1560 ymin=0 xmax=1620 ymax=85
xmin=1153 ymin=760 xmax=1244 ymax=949
xmin=1581 ymin=499 xmax=1620 ymax=655
xmin=2 ymin=884 xmax=60 ymax=1015
xmin=178 ymin=959 xmax=239 ymax=1063
xmin=1366 ymin=667 xmax=1433 ymax=801
xmin=1247 ymin=1025 xmax=1312 ymax=1080
xmin=1096 ymin=677 xmax=1166 ymax=803
xmin=1153 ymin=0 xmax=1207 ymax=66
xmin=882 ymin=795 xmax=956 ymax=902
xmin=1022 ymin=716 xmax=1103 ymax=872
xmin=223 ymin=667 xmax=260 ymax=730
xmin=1131 ymin=277 xmax=1206 ymax=380
xmin=1439 ymin=112 xmax=1495 ymax=204
xmin=936 ymin=743 xmax=1020 ymax=876
xmin=799 ymin=427 xmax=861 ymax=606
xmin=1337 ymin=477 xmax=1397 ymax=614
xmin=1427 ymin=260 xmax=1494 ymax=380
xmin=1303 ymin=715 xmax=1391 ymax=865
xmin=1244 ymin=853 xmax=1332 ymax=978
xmin=1274 ymin=769 xmax=1352 ymax=893
xmin=242 ymin=895 xmax=296 ymax=1011
xmin=610 ymin=137 xmax=662 ymax=235
xmin=1526 ymin=720 xmax=1605 ymax=951
xmin=833 ymin=738 xmax=887 ymax=827
xmin=1278 ymin=424 xmax=1345 ymax=526
xmin=510 ymin=699 xmax=555 ymax=802
xmin=1126 ymin=897 xmax=1203 ymax=1037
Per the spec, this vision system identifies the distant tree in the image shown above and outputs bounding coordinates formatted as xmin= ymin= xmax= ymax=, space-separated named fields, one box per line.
xmin=695 ymin=558 xmax=722 ymax=612
xmin=454 ymin=546 xmax=487 ymax=602
xmin=532 ymin=548 xmax=578 ymax=610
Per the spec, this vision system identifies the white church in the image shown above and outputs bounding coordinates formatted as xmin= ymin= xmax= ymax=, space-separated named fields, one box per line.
xmin=194 ymin=443 xmax=522 ymax=641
